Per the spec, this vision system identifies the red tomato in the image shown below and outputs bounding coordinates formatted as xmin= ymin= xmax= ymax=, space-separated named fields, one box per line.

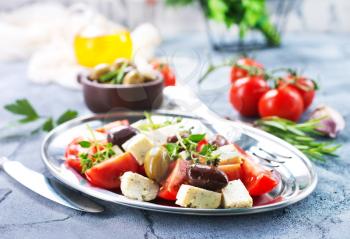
xmin=279 ymin=75 xmax=316 ymax=111
xmin=65 ymin=137 xmax=84 ymax=173
xmin=233 ymin=144 xmax=279 ymax=196
xmin=196 ymin=139 xmax=208 ymax=152
xmin=241 ymin=158 xmax=279 ymax=196
xmin=258 ymin=86 xmax=304 ymax=121
xmin=85 ymin=152 xmax=138 ymax=189
xmin=158 ymin=159 xmax=190 ymax=201
xmin=218 ymin=164 xmax=241 ymax=181
xmin=230 ymin=58 xmax=264 ymax=83
xmin=151 ymin=61 xmax=176 ymax=86
xmin=229 ymin=76 xmax=270 ymax=117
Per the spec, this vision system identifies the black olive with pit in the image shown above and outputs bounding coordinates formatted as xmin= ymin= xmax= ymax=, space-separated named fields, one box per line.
xmin=107 ymin=126 xmax=138 ymax=148
xmin=187 ymin=164 xmax=228 ymax=191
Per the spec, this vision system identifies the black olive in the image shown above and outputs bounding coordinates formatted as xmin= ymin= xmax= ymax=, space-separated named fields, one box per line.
xmin=210 ymin=135 xmax=229 ymax=147
xmin=187 ymin=164 xmax=228 ymax=191
xmin=107 ymin=126 xmax=138 ymax=148
xmin=166 ymin=132 xmax=190 ymax=143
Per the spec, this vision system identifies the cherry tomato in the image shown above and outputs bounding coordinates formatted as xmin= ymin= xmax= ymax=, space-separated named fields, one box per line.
xmin=158 ymin=159 xmax=190 ymax=201
xmin=258 ymin=86 xmax=304 ymax=121
xmin=85 ymin=152 xmax=138 ymax=189
xmin=65 ymin=137 xmax=84 ymax=173
xmin=241 ymin=158 xmax=279 ymax=196
xmin=230 ymin=58 xmax=264 ymax=83
xmin=151 ymin=61 xmax=176 ymax=86
xmin=196 ymin=139 xmax=208 ymax=152
xmin=229 ymin=76 xmax=270 ymax=117
xmin=279 ymin=75 xmax=316 ymax=111
xmin=218 ymin=164 xmax=241 ymax=181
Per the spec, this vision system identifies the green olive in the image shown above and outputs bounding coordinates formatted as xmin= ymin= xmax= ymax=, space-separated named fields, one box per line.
xmin=144 ymin=146 xmax=170 ymax=183
xmin=123 ymin=70 xmax=144 ymax=85
xmin=90 ymin=63 xmax=110 ymax=81
xmin=110 ymin=58 xmax=134 ymax=71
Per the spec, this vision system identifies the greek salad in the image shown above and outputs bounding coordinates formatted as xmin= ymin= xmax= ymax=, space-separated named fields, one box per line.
xmin=64 ymin=113 xmax=279 ymax=209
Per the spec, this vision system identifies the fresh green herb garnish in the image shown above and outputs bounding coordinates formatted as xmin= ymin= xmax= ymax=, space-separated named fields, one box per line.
xmin=137 ymin=112 xmax=183 ymax=131
xmin=79 ymin=125 xmax=116 ymax=173
xmin=79 ymin=141 xmax=91 ymax=148
xmin=164 ymin=131 xmax=220 ymax=166
xmin=165 ymin=143 xmax=179 ymax=160
xmin=79 ymin=153 xmax=93 ymax=173
xmin=4 ymin=98 xmax=78 ymax=133
xmin=255 ymin=117 xmax=341 ymax=162
xmin=188 ymin=134 xmax=206 ymax=143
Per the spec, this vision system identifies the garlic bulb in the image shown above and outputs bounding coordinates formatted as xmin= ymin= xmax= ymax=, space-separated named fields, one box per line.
xmin=309 ymin=105 xmax=345 ymax=138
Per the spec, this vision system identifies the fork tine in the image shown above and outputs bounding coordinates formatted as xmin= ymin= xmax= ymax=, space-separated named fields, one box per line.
xmin=251 ymin=152 xmax=281 ymax=167
xmin=258 ymin=147 xmax=292 ymax=159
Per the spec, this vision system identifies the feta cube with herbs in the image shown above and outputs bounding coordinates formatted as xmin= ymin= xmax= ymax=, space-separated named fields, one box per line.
xmin=64 ymin=113 xmax=279 ymax=209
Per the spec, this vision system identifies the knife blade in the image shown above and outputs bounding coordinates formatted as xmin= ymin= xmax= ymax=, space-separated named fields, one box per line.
xmin=0 ymin=156 xmax=104 ymax=213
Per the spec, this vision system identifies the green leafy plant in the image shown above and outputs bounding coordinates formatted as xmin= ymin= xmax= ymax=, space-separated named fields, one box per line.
xmin=166 ymin=0 xmax=281 ymax=46
xmin=255 ymin=117 xmax=341 ymax=162
xmin=4 ymin=99 xmax=78 ymax=133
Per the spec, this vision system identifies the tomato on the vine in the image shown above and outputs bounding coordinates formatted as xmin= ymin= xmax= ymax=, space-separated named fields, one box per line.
xmin=151 ymin=60 xmax=176 ymax=86
xmin=230 ymin=58 xmax=264 ymax=83
xmin=229 ymin=76 xmax=270 ymax=117
xmin=278 ymin=75 xmax=316 ymax=111
xmin=258 ymin=85 xmax=304 ymax=121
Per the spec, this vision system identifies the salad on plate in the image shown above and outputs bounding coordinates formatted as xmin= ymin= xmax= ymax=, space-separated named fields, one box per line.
xmin=64 ymin=113 xmax=279 ymax=209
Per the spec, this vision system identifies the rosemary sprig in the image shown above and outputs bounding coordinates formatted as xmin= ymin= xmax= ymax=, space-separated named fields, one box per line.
xmin=255 ymin=117 xmax=341 ymax=162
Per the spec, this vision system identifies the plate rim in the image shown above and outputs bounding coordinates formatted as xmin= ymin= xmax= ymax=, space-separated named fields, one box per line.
xmin=41 ymin=110 xmax=318 ymax=216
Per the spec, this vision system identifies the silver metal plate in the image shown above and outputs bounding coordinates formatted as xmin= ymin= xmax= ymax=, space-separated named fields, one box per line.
xmin=41 ymin=111 xmax=317 ymax=215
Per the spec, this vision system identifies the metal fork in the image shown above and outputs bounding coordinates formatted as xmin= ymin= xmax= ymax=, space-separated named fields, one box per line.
xmin=163 ymin=85 xmax=290 ymax=167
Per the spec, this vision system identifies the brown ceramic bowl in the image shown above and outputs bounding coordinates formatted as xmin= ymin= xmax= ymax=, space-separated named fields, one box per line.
xmin=78 ymin=75 xmax=164 ymax=113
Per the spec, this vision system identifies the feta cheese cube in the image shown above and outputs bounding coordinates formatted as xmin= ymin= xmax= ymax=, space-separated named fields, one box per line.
xmin=221 ymin=180 xmax=253 ymax=208
xmin=122 ymin=134 xmax=154 ymax=165
xmin=212 ymin=144 xmax=242 ymax=165
xmin=120 ymin=172 xmax=159 ymax=201
xmin=175 ymin=185 xmax=222 ymax=209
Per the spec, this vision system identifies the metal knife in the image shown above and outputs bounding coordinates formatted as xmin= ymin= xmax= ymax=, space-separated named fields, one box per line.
xmin=0 ymin=156 xmax=104 ymax=213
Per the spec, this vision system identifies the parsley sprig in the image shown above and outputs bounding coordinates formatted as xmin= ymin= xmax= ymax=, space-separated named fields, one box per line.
xmin=4 ymin=98 xmax=78 ymax=132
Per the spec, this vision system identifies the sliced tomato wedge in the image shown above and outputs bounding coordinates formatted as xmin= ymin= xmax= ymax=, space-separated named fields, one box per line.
xmin=241 ymin=158 xmax=279 ymax=196
xmin=233 ymin=144 xmax=279 ymax=196
xmin=85 ymin=152 xmax=138 ymax=189
xmin=158 ymin=159 xmax=190 ymax=201
xmin=96 ymin=120 xmax=129 ymax=133
xmin=65 ymin=137 xmax=84 ymax=173
xmin=218 ymin=164 xmax=241 ymax=181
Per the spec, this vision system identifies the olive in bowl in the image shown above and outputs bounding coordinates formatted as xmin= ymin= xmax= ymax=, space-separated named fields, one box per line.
xmin=78 ymin=59 xmax=164 ymax=113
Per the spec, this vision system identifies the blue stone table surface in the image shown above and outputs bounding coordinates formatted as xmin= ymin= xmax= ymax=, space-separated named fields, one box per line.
xmin=0 ymin=33 xmax=350 ymax=239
